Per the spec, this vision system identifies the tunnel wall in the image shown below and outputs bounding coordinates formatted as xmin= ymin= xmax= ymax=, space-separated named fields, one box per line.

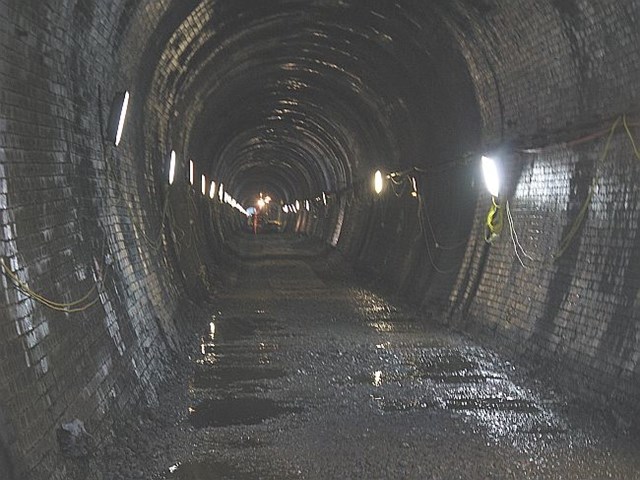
xmin=444 ymin=2 xmax=640 ymax=425
xmin=0 ymin=2 xmax=190 ymax=478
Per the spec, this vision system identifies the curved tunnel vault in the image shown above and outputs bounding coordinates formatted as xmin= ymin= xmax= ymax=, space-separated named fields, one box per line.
xmin=1 ymin=1 xmax=640 ymax=478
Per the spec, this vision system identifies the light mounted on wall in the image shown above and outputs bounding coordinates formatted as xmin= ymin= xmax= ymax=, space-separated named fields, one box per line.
xmin=374 ymin=170 xmax=384 ymax=194
xmin=168 ymin=150 xmax=176 ymax=185
xmin=481 ymin=155 xmax=500 ymax=198
xmin=410 ymin=176 xmax=418 ymax=198
xmin=107 ymin=90 xmax=130 ymax=146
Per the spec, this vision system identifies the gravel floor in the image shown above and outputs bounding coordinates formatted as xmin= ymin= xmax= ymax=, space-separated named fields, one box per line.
xmin=98 ymin=235 xmax=640 ymax=480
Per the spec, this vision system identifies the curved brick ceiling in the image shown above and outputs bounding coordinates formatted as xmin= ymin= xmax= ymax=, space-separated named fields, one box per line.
xmin=143 ymin=0 xmax=481 ymax=204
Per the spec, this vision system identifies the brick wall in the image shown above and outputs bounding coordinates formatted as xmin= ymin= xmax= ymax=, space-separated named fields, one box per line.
xmin=445 ymin=0 xmax=640 ymax=424
xmin=0 ymin=1 xmax=186 ymax=478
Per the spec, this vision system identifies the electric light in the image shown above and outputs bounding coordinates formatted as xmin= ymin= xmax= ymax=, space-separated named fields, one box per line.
xmin=322 ymin=192 xmax=327 ymax=206
xmin=201 ymin=175 xmax=206 ymax=195
xmin=265 ymin=196 xmax=271 ymax=204
xmin=295 ymin=200 xmax=300 ymax=211
xmin=168 ymin=150 xmax=176 ymax=185
xmin=189 ymin=160 xmax=194 ymax=185
xmin=257 ymin=198 xmax=266 ymax=209
xmin=108 ymin=90 xmax=130 ymax=146
xmin=283 ymin=205 xmax=289 ymax=213
xmin=218 ymin=183 xmax=224 ymax=202
xmin=305 ymin=200 xmax=310 ymax=211
xmin=374 ymin=170 xmax=384 ymax=194
xmin=209 ymin=181 xmax=216 ymax=199
xmin=481 ymin=155 xmax=500 ymax=198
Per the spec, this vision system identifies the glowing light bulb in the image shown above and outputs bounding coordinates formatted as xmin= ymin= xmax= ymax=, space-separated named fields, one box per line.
xmin=189 ymin=160 xmax=194 ymax=185
xmin=209 ymin=181 xmax=216 ymax=199
xmin=481 ymin=156 xmax=500 ymax=198
xmin=168 ymin=150 xmax=176 ymax=185
xmin=201 ymin=175 xmax=206 ymax=195
xmin=114 ymin=91 xmax=129 ymax=146
xmin=374 ymin=170 xmax=384 ymax=194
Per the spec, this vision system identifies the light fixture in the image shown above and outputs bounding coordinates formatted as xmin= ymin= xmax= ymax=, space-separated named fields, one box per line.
xmin=201 ymin=175 xmax=206 ymax=195
xmin=168 ymin=150 xmax=176 ymax=185
xmin=410 ymin=176 xmax=418 ymax=198
xmin=295 ymin=200 xmax=300 ymax=211
xmin=481 ymin=155 xmax=500 ymax=198
xmin=189 ymin=160 xmax=194 ymax=185
xmin=283 ymin=205 xmax=289 ymax=213
xmin=374 ymin=170 xmax=384 ymax=194
xmin=305 ymin=200 xmax=310 ymax=211
xmin=218 ymin=183 xmax=224 ymax=202
xmin=209 ymin=181 xmax=216 ymax=199
xmin=107 ymin=90 xmax=130 ymax=146
xmin=322 ymin=192 xmax=327 ymax=206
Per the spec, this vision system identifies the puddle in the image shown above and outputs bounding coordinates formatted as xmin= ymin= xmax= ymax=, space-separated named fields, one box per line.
xmin=377 ymin=398 xmax=430 ymax=412
xmin=348 ymin=351 xmax=501 ymax=386
xmin=445 ymin=397 xmax=540 ymax=413
xmin=189 ymin=398 xmax=302 ymax=428
xmin=167 ymin=459 xmax=292 ymax=480
xmin=192 ymin=367 xmax=286 ymax=388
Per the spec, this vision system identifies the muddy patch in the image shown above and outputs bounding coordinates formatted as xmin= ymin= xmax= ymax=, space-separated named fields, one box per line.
xmin=189 ymin=398 xmax=302 ymax=428
xmin=192 ymin=367 xmax=286 ymax=389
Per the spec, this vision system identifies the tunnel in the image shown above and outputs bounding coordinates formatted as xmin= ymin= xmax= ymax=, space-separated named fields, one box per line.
xmin=1 ymin=1 xmax=640 ymax=478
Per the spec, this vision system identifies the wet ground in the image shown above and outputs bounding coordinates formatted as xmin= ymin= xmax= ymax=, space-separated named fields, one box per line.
xmin=155 ymin=234 xmax=640 ymax=479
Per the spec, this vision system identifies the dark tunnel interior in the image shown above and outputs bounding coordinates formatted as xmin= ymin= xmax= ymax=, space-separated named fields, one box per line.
xmin=1 ymin=1 xmax=640 ymax=478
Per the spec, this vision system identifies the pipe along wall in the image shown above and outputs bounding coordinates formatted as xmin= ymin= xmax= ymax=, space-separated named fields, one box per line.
xmin=0 ymin=1 xmax=639 ymax=478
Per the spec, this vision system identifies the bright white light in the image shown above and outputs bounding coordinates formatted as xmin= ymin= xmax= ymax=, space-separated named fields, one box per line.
xmin=283 ymin=205 xmax=289 ymax=213
xmin=295 ymin=200 xmax=300 ymax=211
xmin=201 ymin=175 xmax=206 ymax=195
xmin=189 ymin=160 xmax=194 ymax=185
xmin=305 ymin=200 xmax=310 ymax=211
xmin=114 ymin=91 xmax=129 ymax=146
xmin=168 ymin=150 xmax=176 ymax=185
xmin=218 ymin=183 xmax=224 ymax=202
xmin=374 ymin=170 xmax=383 ymax=194
xmin=265 ymin=196 xmax=271 ymax=204
xmin=481 ymin=156 xmax=500 ymax=198
xmin=322 ymin=192 xmax=327 ymax=205
xmin=209 ymin=181 xmax=216 ymax=199
xmin=373 ymin=370 xmax=382 ymax=387
xmin=257 ymin=198 xmax=266 ymax=209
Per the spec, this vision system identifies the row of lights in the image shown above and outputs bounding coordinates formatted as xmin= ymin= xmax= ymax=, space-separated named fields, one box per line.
xmin=282 ymin=191 xmax=328 ymax=214
xmin=108 ymin=90 xmax=247 ymax=218
xmin=373 ymin=155 xmax=501 ymax=199
xmin=168 ymin=151 xmax=248 ymax=216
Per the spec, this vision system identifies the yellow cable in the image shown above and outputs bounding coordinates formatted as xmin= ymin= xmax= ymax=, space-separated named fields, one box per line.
xmin=623 ymin=115 xmax=640 ymax=160
xmin=554 ymin=116 xmax=621 ymax=259
xmin=0 ymin=258 xmax=102 ymax=312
